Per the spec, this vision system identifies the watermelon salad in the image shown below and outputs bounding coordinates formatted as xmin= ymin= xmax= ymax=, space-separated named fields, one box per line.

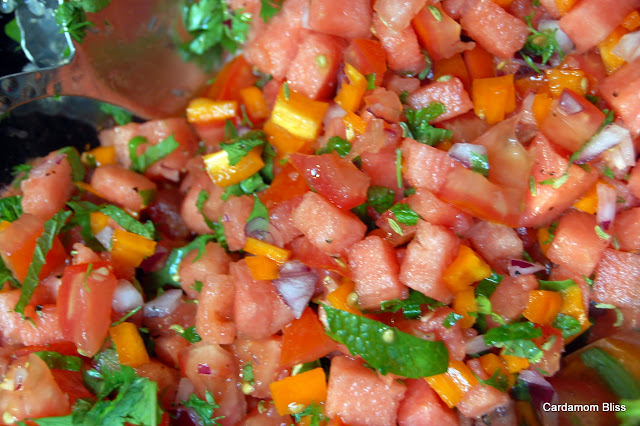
xmin=1 ymin=0 xmax=640 ymax=424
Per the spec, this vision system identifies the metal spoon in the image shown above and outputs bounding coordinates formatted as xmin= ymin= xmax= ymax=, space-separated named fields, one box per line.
xmin=0 ymin=0 xmax=208 ymax=119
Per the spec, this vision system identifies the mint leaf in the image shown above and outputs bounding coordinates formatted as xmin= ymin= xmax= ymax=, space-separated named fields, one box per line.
xmin=57 ymin=147 xmax=85 ymax=182
xmin=242 ymin=363 xmax=254 ymax=385
xmin=171 ymin=325 xmax=202 ymax=344
xmin=323 ymin=304 xmax=449 ymax=378
xmin=443 ymin=312 xmax=463 ymax=328
xmin=379 ymin=289 xmax=444 ymax=319
xmin=552 ymin=313 xmax=581 ymax=339
xmin=538 ymin=279 xmax=576 ymax=292
xmin=389 ymin=203 xmax=421 ymax=226
xmin=404 ymin=103 xmax=452 ymax=146
xmin=99 ymin=205 xmax=155 ymax=240
xmin=128 ymin=134 xmax=179 ymax=173
xmin=221 ymin=173 xmax=268 ymax=200
xmin=260 ymin=142 xmax=277 ymax=183
xmin=11 ymin=163 xmax=32 ymax=189
xmin=221 ymin=131 xmax=266 ymax=166
xmin=470 ymin=152 xmax=489 ymax=177
xmin=475 ymin=369 xmax=509 ymax=393
xmin=66 ymin=201 xmax=105 ymax=252
xmin=247 ymin=195 xmax=269 ymax=223
xmin=484 ymin=322 xmax=543 ymax=363
xmin=618 ymin=399 xmax=640 ymax=426
xmin=317 ymin=136 xmax=352 ymax=157
xmin=0 ymin=257 xmax=19 ymax=289
xmin=366 ymin=186 xmax=395 ymax=214
xmin=259 ymin=0 xmax=283 ymax=22
xmin=14 ymin=210 xmax=71 ymax=315
xmin=196 ymin=190 xmax=217 ymax=231
xmin=520 ymin=13 xmax=564 ymax=68
xmin=4 ymin=18 xmax=21 ymax=44
xmin=292 ymin=402 xmax=328 ymax=426
xmin=581 ymin=347 xmax=640 ymax=399
xmin=182 ymin=391 xmax=223 ymax=426
xmin=99 ymin=103 xmax=133 ymax=125
xmin=475 ymin=272 xmax=503 ymax=298
xmin=34 ymin=351 xmax=82 ymax=371
xmin=0 ymin=196 xmax=23 ymax=222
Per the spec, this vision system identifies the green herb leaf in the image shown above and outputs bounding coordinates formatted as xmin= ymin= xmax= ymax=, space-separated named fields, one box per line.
xmin=54 ymin=3 xmax=93 ymax=43
xmin=292 ymin=402 xmax=328 ymax=426
xmin=242 ymin=363 xmax=255 ymax=385
xmin=366 ymin=186 xmax=395 ymax=214
xmin=475 ymin=369 xmax=509 ymax=393
xmin=221 ymin=131 xmax=266 ymax=166
xmin=552 ymin=313 xmax=581 ymax=339
xmin=427 ymin=5 xmax=443 ymax=22
xmin=538 ymin=278 xmax=576 ymax=292
xmin=379 ymin=290 xmax=445 ymax=319
xmin=475 ymin=272 xmax=503 ymax=298
xmin=99 ymin=103 xmax=133 ymax=125
xmin=248 ymin=195 xmax=269 ymax=223
xmin=182 ymin=391 xmax=223 ymax=426
xmin=11 ymin=163 xmax=33 ymax=189
xmin=57 ymin=147 xmax=85 ymax=182
xmin=110 ymin=306 xmax=142 ymax=327
xmin=389 ymin=203 xmax=421 ymax=226
xmin=221 ymin=173 xmax=268 ymax=200
xmin=443 ymin=312 xmax=463 ymax=328
xmin=470 ymin=151 xmax=489 ymax=177
xmin=196 ymin=190 xmax=218 ymax=231
xmin=34 ymin=351 xmax=83 ymax=371
xmin=317 ymin=136 xmax=351 ymax=157
xmin=260 ymin=142 xmax=277 ymax=183
xmin=224 ymin=119 xmax=238 ymax=140
xmin=0 ymin=257 xmax=19 ymax=289
xmin=324 ymin=304 xmax=449 ymax=378
xmin=520 ymin=13 xmax=565 ymax=68
xmin=594 ymin=303 xmax=624 ymax=327
xmin=4 ymin=18 xmax=21 ymax=45
xmin=283 ymin=81 xmax=291 ymax=100
xmin=603 ymin=164 xmax=615 ymax=179
xmin=128 ymin=134 xmax=180 ymax=173
xmin=0 ymin=196 xmax=23 ymax=222
xmin=99 ymin=205 xmax=155 ymax=240
xmin=529 ymin=176 xmax=537 ymax=196
xmin=387 ymin=218 xmax=404 ymax=236
xmin=618 ymin=399 xmax=640 ymax=426
xmin=366 ymin=73 xmax=377 ymax=90
xmin=14 ymin=210 xmax=71 ymax=315
xmin=404 ymin=103 xmax=452 ymax=146
xmin=594 ymin=224 xmax=611 ymax=241
xmin=170 ymin=324 xmax=203 ymax=344
xmin=65 ymin=201 xmax=105 ymax=252
xmin=259 ymin=0 xmax=283 ymax=22
xmin=581 ymin=347 xmax=640 ymax=399
xmin=484 ymin=322 xmax=544 ymax=362
xmin=396 ymin=148 xmax=403 ymax=189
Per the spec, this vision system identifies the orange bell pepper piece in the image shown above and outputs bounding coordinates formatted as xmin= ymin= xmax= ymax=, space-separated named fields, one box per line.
xmin=203 ymin=148 xmax=264 ymax=188
xmin=245 ymin=255 xmax=280 ymax=280
xmin=281 ymin=307 xmax=338 ymax=367
xmin=452 ymin=288 xmax=477 ymax=328
xmin=491 ymin=0 xmax=515 ymax=6
xmin=425 ymin=360 xmax=478 ymax=408
xmin=342 ymin=111 xmax=367 ymax=141
xmin=109 ymin=321 xmax=150 ymax=367
xmin=558 ymin=285 xmax=590 ymax=343
xmin=464 ymin=45 xmax=495 ymax=80
xmin=554 ymin=0 xmax=579 ymax=15
xmin=263 ymin=120 xmax=309 ymax=155
xmin=335 ymin=63 xmax=368 ymax=113
xmin=523 ymin=290 xmax=563 ymax=325
xmin=536 ymin=227 xmax=553 ymax=255
xmin=186 ymin=98 xmax=238 ymax=124
xmin=270 ymin=367 xmax=328 ymax=415
xmin=545 ymin=69 xmax=587 ymax=98
xmin=89 ymin=211 xmax=110 ymax=235
xmin=240 ymin=86 xmax=269 ymax=123
xmin=442 ymin=245 xmax=492 ymax=293
xmin=270 ymin=86 xmax=329 ymax=140
xmin=111 ymin=229 xmax=157 ymax=269
xmin=472 ymin=74 xmax=516 ymax=124
xmin=479 ymin=353 xmax=514 ymax=388
xmin=501 ymin=353 xmax=530 ymax=374
xmin=326 ymin=278 xmax=361 ymax=315
xmin=205 ymin=55 xmax=258 ymax=102
xmin=622 ymin=10 xmax=640 ymax=31
xmin=532 ymin=92 xmax=553 ymax=126
xmin=598 ymin=27 xmax=628 ymax=75
xmin=243 ymin=237 xmax=291 ymax=265
xmin=572 ymin=181 xmax=601 ymax=214
xmin=83 ymin=146 xmax=116 ymax=167
xmin=433 ymin=53 xmax=471 ymax=92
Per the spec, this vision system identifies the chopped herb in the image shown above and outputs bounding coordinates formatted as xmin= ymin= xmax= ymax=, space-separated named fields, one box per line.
xmin=387 ymin=218 xmax=404 ymax=236
xmin=4 ymin=18 xmax=21 ymax=45
xmin=475 ymin=369 xmax=509 ymax=393
xmin=474 ymin=272 xmax=503 ymax=299
xmin=417 ymin=53 xmax=432 ymax=81
xmin=389 ymin=203 xmax=421 ymax=226
xmin=55 ymin=0 xmax=111 ymax=43
xmin=99 ymin=205 xmax=155 ymax=240
xmin=618 ymin=399 xmax=640 ymax=426
xmin=0 ymin=196 xmax=23 ymax=222
xmin=602 ymin=164 xmax=615 ymax=179
xmin=180 ymin=0 xmax=251 ymax=71
xmin=404 ymin=186 xmax=416 ymax=197
xmin=396 ymin=148 xmax=403 ymax=189
xmin=538 ymin=278 xmax=576 ymax=291
xmin=196 ymin=190 xmax=218 ymax=231
xmin=66 ymin=201 xmax=106 ymax=251
xmin=470 ymin=152 xmax=489 ymax=177
xmin=542 ymin=221 xmax=559 ymax=245
xmin=404 ymin=103 xmax=452 ymax=146
xmin=584 ymin=275 xmax=594 ymax=287
xmin=181 ymin=391 xmax=223 ymax=426
xmin=248 ymin=195 xmax=269 ymax=223
xmin=192 ymin=280 xmax=203 ymax=293
xmin=585 ymin=94 xmax=600 ymax=105
xmin=128 ymin=134 xmax=180 ymax=173
xmin=324 ymin=304 xmax=449 ymax=378
xmin=260 ymin=142 xmax=276 ymax=182
xmin=594 ymin=303 xmax=624 ymax=327
xmin=443 ymin=312 xmax=463 ymax=328
xmin=484 ymin=321 xmax=544 ymax=363
xmin=594 ymin=224 xmax=611 ymax=241
xmin=259 ymin=0 xmax=283 ymax=22
xmin=379 ymin=289 xmax=445 ymax=319
xmin=242 ymin=363 xmax=255 ymax=385
xmin=581 ymin=347 xmax=640 ymax=399
xmin=520 ymin=12 xmax=564 ymax=70
xmin=365 ymin=73 xmax=376 ymax=90
xmin=110 ymin=306 xmax=142 ymax=327
xmin=539 ymin=173 xmax=569 ymax=189
xmin=427 ymin=5 xmax=443 ymax=22
xmin=139 ymin=189 xmax=156 ymax=207
xmin=170 ymin=325 xmax=203 ymax=344
xmin=541 ymin=334 xmax=557 ymax=351
xmin=317 ymin=136 xmax=351 ymax=157
xmin=99 ymin=103 xmax=133 ymax=125
xmin=529 ymin=176 xmax=537 ymax=196
xmin=57 ymin=146 xmax=85 ymax=182
xmin=366 ymin=186 xmax=395 ymax=214
xmin=221 ymin=130 xmax=266 ymax=166
xmin=474 ymin=295 xmax=506 ymax=325
xmin=11 ymin=163 xmax=33 ymax=189
xmin=14 ymin=210 xmax=71 ymax=315
xmin=283 ymin=81 xmax=291 ymax=101
xmin=224 ymin=119 xmax=238 ymax=139
xmin=292 ymin=402 xmax=328 ymax=426
xmin=0 ymin=257 xmax=19 ymax=289
xmin=552 ymin=313 xmax=582 ymax=339
xmin=221 ymin=173 xmax=269 ymax=200
xmin=34 ymin=351 xmax=83 ymax=372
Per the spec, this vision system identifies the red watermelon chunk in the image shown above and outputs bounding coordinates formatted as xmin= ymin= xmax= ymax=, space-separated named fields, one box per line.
xmin=407 ymin=77 xmax=474 ymax=123
xmin=221 ymin=195 xmax=254 ymax=252
xmin=593 ymin=249 xmax=640 ymax=329
xmin=397 ymin=379 xmax=458 ymax=425
xmin=325 ymin=356 xmax=407 ymax=425
xmin=468 ymin=220 xmax=524 ymax=275
xmin=20 ymin=152 xmax=73 ymax=221
xmin=457 ymin=382 xmax=512 ymax=419
xmin=400 ymin=138 xmax=462 ymax=193
xmin=412 ymin=4 xmax=475 ymax=62
xmin=91 ymin=165 xmax=157 ymax=213
xmin=489 ymin=275 xmax=538 ymax=322
xmin=399 ymin=221 xmax=459 ymax=303
xmin=406 ymin=189 xmax=474 ymax=235
xmin=628 ymin=158 xmax=640 ymax=199
xmin=308 ymin=0 xmax=372 ymax=39
xmin=348 ymin=235 xmax=408 ymax=310
xmin=179 ymin=242 xmax=230 ymax=299
xmin=373 ymin=13 xmax=427 ymax=76
xmin=416 ymin=307 xmax=468 ymax=361
xmin=233 ymin=336 xmax=283 ymax=398
xmin=195 ymin=274 xmax=236 ymax=345
xmin=599 ymin=58 xmax=640 ymax=136
xmin=611 ymin=208 xmax=640 ymax=251
xmin=374 ymin=0 xmax=426 ymax=31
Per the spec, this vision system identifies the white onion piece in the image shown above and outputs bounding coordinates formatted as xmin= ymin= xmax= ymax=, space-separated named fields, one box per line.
xmin=273 ymin=261 xmax=318 ymax=319
xmin=112 ymin=279 xmax=144 ymax=313
xmin=465 ymin=335 xmax=490 ymax=354
xmin=596 ymin=183 xmax=617 ymax=230
xmin=558 ymin=90 xmax=584 ymax=115
xmin=143 ymin=289 xmax=182 ymax=318
xmin=174 ymin=378 xmax=195 ymax=405
xmin=95 ymin=226 xmax=114 ymax=250
xmin=448 ymin=143 xmax=488 ymax=169
xmin=603 ymin=128 xmax=635 ymax=174
xmin=575 ymin=124 xmax=630 ymax=164
xmin=538 ymin=20 xmax=575 ymax=62
xmin=612 ymin=31 xmax=640 ymax=63
xmin=508 ymin=259 xmax=546 ymax=277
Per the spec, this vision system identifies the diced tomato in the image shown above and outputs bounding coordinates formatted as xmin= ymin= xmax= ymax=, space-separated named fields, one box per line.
xmin=593 ymin=249 xmax=640 ymax=329
xmin=344 ymin=39 xmax=388 ymax=85
xmin=205 ymin=55 xmax=258 ymax=102
xmin=540 ymin=89 xmax=606 ymax=152
xmin=397 ymin=379 xmax=458 ymax=425
xmin=399 ymin=221 xmax=459 ymax=303
xmin=289 ymin=153 xmax=370 ymax=210
xmin=373 ymin=13 xmax=426 ymax=76
xmin=234 ymin=336 xmax=285 ymax=398
xmin=460 ymin=0 xmax=529 ymax=59
xmin=57 ymin=261 xmax=117 ymax=357
xmin=489 ymin=275 xmax=538 ymax=321
xmin=0 ymin=213 xmax=67 ymax=283
xmin=558 ymin=0 xmax=639 ymax=53
xmin=308 ymin=0 xmax=372 ymax=39
xmin=374 ymin=0 xmax=426 ymax=32
xmin=286 ymin=32 xmax=346 ymax=100
xmin=291 ymin=192 xmax=367 ymax=256
xmin=195 ymin=273 xmax=236 ymax=345
xmin=51 ymin=369 xmax=93 ymax=406
xmin=280 ymin=307 xmax=338 ymax=367
xmin=412 ymin=4 xmax=475 ymax=61
xmin=407 ymin=77 xmax=474 ymax=123
xmin=325 ymin=356 xmax=407 ymax=425
xmin=599 ymin=57 xmax=640 ymax=136
xmin=231 ymin=260 xmax=295 ymax=339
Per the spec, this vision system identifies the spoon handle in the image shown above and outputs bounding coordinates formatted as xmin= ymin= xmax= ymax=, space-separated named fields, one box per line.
xmin=0 ymin=66 xmax=65 ymax=115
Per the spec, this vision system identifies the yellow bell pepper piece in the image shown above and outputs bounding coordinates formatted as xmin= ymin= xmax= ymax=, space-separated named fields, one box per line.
xmin=343 ymin=111 xmax=367 ymax=141
xmin=270 ymin=86 xmax=329 ymax=140
xmin=203 ymin=148 xmax=264 ymax=188
xmin=334 ymin=63 xmax=367 ymax=113
xmin=186 ymin=98 xmax=238 ymax=124
xmin=327 ymin=278 xmax=361 ymax=315
xmin=111 ymin=229 xmax=157 ymax=268
xmin=243 ymin=237 xmax=290 ymax=265
xmin=263 ymin=120 xmax=308 ymax=154
xmin=425 ymin=360 xmax=478 ymax=408
xmin=83 ymin=146 xmax=116 ymax=167
xmin=501 ymin=353 xmax=530 ymax=374
xmin=442 ymin=245 xmax=492 ymax=293
xmin=452 ymin=288 xmax=477 ymax=328
xmin=89 ymin=212 xmax=110 ymax=235
xmin=109 ymin=322 xmax=150 ymax=367
xmin=599 ymin=27 xmax=628 ymax=75
xmin=622 ymin=10 xmax=640 ymax=31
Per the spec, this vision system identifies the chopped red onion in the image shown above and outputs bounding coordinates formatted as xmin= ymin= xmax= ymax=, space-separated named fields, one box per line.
xmin=520 ymin=369 xmax=559 ymax=425
xmin=603 ymin=127 xmax=635 ymax=173
xmin=613 ymin=31 xmax=640 ymax=63
xmin=245 ymin=217 xmax=273 ymax=244
xmin=575 ymin=123 xmax=630 ymax=164
xmin=197 ymin=363 xmax=211 ymax=375
xmin=143 ymin=289 xmax=182 ymax=318
xmin=95 ymin=226 xmax=114 ymax=250
xmin=273 ymin=261 xmax=318 ymax=319
xmin=508 ymin=259 xmax=545 ymax=277
xmin=465 ymin=335 xmax=490 ymax=354
xmin=112 ymin=279 xmax=144 ymax=313
xmin=140 ymin=245 xmax=170 ymax=273
xmin=596 ymin=183 xmax=617 ymax=230
xmin=448 ymin=143 xmax=488 ymax=169
xmin=558 ymin=90 xmax=584 ymax=115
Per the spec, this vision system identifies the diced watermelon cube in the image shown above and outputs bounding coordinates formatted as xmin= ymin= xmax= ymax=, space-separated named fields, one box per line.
xmin=489 ymin=275 xmax=538 ymax=322
xmin=179 ymin=242 xmax=230 ymax=299
xmin=221 ymin=195 xmax=254 ymax=252
xmin=407 ymin=77 xmax=474 ymax=123
xmin=397 ymin=379 xmax=458 ymax=425
xmin=456 ymin=382 xmax=512 ymax=419
xmin=593 ymin=249 xmax=640 ymax=329
xmin=416 ymin=307 xmax=468 ymax=361
xmin=233 ymin=336 xmax=283 ymax=398
xmin=325 ymin=356 xmax=407 ymax=425
xmin=373 ymin=13 xmax=426 ymax=76
xmin=468 ymin=220 xmax=524 ymax=275
xmin=20 ymin=152 xmax=73 ymax=221
xmin=406 ymin=189 xmax=474 ymax=236
xmin=611 ymin=208 xmax=640 ymax=251
xmin=308 ymin=0 xmax=372 ymax=39
xmin=400 ymin=138 xmax=461 ymax=193
xmin=599 ymin=58 xmax=640 ymax=136
xmin=195 ymin=274 xmax=236 ymax=345
xmin=374 ymin=0 xmax=426 ymax=32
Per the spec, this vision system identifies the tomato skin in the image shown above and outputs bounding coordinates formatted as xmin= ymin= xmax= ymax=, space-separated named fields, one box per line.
xmin=57 ymin=261 xmax=117 ymax=357
xmin=289 ymin=153 xmax=370 ymax=210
